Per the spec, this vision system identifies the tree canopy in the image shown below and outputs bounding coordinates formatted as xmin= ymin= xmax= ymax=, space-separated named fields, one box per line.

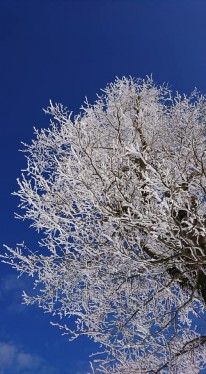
xmin=3 ymin=77 xmax=206 ymax=373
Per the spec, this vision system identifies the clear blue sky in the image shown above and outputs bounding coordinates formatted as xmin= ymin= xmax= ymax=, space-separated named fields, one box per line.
xmin=1 ymin=0 xmax=206 ymax=373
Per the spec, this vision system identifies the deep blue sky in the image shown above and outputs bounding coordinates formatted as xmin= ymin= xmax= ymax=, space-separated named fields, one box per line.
xmin=1 ymin=0 xmax=206 ymax=373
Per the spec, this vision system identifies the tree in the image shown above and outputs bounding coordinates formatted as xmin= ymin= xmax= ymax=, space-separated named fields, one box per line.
xmin=2 ymin=77 xmax=206 ymax=373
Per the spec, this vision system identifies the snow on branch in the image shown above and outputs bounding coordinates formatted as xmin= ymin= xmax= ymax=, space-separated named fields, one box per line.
xmin=2 ymin=77 xmax=206 ymax=373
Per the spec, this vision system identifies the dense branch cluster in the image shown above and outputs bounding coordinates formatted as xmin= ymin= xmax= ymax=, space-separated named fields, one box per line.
xmin=3 ymin=77 xmax=206 ymax=372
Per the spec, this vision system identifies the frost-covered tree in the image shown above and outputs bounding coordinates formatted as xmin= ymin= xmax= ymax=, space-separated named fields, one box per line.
xmin=3 ymin=77 xmax=206 ymax=373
